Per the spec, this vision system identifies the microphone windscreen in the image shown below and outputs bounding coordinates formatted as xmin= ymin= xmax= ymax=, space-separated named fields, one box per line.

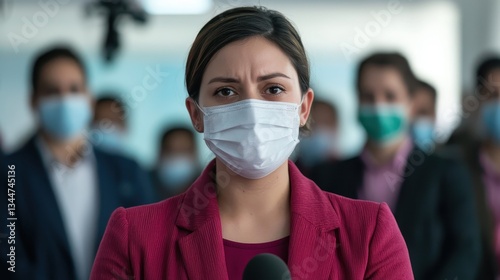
xmin=242 ymin=253 xmax=291 ymax=280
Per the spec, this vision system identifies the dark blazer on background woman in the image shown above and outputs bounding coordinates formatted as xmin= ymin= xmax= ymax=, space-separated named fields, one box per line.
xmin=310 ymin=146 xmax=482 ymax=280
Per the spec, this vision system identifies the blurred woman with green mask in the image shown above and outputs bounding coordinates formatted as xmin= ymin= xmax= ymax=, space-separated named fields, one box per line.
xmin=311 ymin=52 xmax=482 ymax=280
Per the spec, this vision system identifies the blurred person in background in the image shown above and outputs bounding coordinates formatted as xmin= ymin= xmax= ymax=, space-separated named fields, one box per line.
xmin=447 ymin=57 xmax=500 ymax=279
xmin=295 ymin=98 xmax=339 ymax=176
xmin=0 ymin=46 xmax=154 ymax=280
xmin=151 ymin=126 xmax=199 ymax=200
xmin=311 ymin=52 xmax=481 ymax=280
xmin=91 ymin=94 xmax=128 ymax=154
xmin=410 ymin=80 xmax=437 ymax=151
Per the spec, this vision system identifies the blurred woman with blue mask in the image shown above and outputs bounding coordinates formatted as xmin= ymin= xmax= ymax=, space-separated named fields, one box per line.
xmin=410 ymin=80 xmax=437 ymax=152
xmin=446 ymin=57 xmax=500 ymax=280
xmin=151 ymin=126 xmax=199 ymax=200
xmin=311 ymin=52 xmax=481 ymax=280
xmin=296 ymin=99 xmax=339 ymax=176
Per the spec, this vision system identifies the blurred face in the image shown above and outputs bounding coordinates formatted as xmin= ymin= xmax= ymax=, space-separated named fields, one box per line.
xmin=93 ymin=101 xmax=126 ymax=131
xmin=31 ymin=58 xmax=93 ymax=141
xmin=477 ymin=68 xmax=500 ymax=144
xmin=311 ymin=103 xmax=338 ymax=131
xmin=161 ymin=131 xmax=196 ymax=160
xmin=357 ymin=65 xmax=413 ymax=145
xmin=412 ymin=88 xmax=436 ymax=121
xmin=479 ymin=68 xmax=500 ymax=105
xmin=31 ymin=57 xmax=90 ymax=107
xmin=358 ymin=65 xmax=412 ymax=109
xmin=186 ymin=36 xmax=313 ymax=131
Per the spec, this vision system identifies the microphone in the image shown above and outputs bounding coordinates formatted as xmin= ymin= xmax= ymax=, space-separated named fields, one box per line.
xmin=243 ymin=253 xmax=291 ymax=280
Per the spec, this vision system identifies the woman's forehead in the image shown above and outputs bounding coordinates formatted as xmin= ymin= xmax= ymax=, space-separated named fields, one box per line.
xmin=201 ymin=36 xmax=298 ymax=81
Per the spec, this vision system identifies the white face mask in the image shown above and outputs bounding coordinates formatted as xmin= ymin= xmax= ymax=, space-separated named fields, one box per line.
xmin=198 ymin=99 xmax=301 ymax=179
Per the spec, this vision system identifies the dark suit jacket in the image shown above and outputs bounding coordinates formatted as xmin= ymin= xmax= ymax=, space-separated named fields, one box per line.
xmin=310 ymin=146 xmax=482 ymax=280
xmin=0 ymin=136 xmax=154 ymax=280
xmin=446 ymin=130 xmax=499 ymax=280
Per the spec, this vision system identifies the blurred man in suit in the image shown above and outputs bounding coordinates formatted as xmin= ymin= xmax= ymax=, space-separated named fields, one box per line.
xmin=311 ymin=53 xmax=481 ymax=280
xmin=447 ymin=57 xmax=500 ymax=279
xmin=0 ymin=46 xmax=154 ymax=280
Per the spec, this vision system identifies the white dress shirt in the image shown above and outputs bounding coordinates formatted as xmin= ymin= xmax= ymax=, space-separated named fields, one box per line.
xmin=36 ymin=137 xmax=99 ymax=280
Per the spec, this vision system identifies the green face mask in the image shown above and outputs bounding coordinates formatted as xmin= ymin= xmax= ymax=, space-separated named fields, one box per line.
xmin=358 ymin=104 xmax=408 ymax=144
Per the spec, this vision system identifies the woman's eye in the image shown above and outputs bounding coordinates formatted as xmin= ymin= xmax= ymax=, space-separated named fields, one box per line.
xmin=215 ymin=88 xmax=236 ymax=97
xmin=266 ymin=86 xmax=284 ymax=95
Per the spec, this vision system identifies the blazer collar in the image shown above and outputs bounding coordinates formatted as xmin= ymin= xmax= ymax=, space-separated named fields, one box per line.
xmin=24 ymin=136 xmax=75 ymax=272
xmin=287 ymin=160 xmax=340 ymax=279
xmin=175 ymin=159 xmax=227 ymax=280
xmin=175 ymin=160 xmax=341 ymax=279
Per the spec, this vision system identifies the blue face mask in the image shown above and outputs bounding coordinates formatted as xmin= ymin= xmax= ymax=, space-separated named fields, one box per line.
xmin=93 ymin=127 xmax=125 ymax=153
xmin=38 ymin=95 xmax=92 ymax=141
xmin=298 ymin=129 xmax=337 ymax=168
xmin=481 ymin=102 xmax=500 ymax=143
xmin=410 ymin=117 xmax=435 ymax=148
xmin=158 ymin=156 xmax=197 ymax=190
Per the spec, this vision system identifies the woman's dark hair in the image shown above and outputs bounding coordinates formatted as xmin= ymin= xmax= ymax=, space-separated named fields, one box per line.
xmin=356 ymin=52 xmax=417 ymax=96
xmin=185 ymin=6 xmax=310 ymax=101
xmin=31 ymin=46 xmax=86 ymax=95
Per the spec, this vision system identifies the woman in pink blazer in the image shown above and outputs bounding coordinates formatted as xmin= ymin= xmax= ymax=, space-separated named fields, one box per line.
xmin=91 ymin=6 xmax=413 ymax=280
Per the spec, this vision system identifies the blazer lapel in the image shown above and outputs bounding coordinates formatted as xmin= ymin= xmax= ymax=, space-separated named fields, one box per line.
xmin=175 ymin=160 xmax=229 ymax=280
xmin=178 ymin=221 xmax=228 ymax=280
xmin=287 ymin=162 xmax=340 ymax=280
xmin=26 ymin=137 xmax=73 ymax=265
xmin=288 ymin=217 xmax=339 ymax=280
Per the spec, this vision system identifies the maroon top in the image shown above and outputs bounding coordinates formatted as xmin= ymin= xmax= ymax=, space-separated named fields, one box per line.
xmin=223 ymin=236 xmax=289 ymax=280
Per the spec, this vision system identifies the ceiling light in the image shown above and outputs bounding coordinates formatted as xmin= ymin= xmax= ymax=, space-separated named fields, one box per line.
xmin=142 ymin=0 xmax=212 ymax=15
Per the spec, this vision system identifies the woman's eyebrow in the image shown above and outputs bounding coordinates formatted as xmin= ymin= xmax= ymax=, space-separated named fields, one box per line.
xmin=208 ymin=73 xmax=291 ymax=84
xmin=208 ymin=77 xmax=240 ymax=84
xmin=257 ymin=73 xmax=291 ymax=81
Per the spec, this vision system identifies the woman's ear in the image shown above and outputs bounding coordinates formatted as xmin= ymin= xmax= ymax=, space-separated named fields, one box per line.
xmin=299 ymin=88 xmax=314 ymax=127
xmin=185 ymin=97 xmax=204 ymax=132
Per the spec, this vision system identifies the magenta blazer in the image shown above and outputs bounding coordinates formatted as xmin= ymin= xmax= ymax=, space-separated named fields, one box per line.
xmin=90 ymin=160 xmax=413 ymax=279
